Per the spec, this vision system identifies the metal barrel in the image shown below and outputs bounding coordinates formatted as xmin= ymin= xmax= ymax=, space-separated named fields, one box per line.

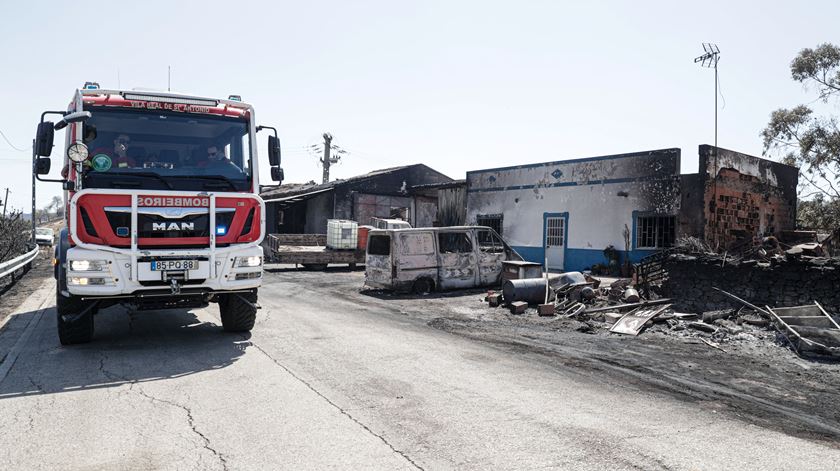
xmin=502 ymin=278 xmax=549 ymax=304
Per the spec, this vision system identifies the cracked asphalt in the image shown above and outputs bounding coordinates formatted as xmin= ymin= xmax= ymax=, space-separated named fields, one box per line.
xmin=0 ymin=266 xmax=838 ymax=470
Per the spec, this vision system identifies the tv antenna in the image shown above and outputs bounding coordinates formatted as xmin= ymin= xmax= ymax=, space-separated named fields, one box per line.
xmin=694 ymin=43 xmax=720 ymax=149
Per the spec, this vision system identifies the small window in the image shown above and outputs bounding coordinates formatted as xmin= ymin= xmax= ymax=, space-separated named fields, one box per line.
xmin=476 ymin=214 xmax=503 ymax=236
xmin=438 ymin=232 xmax=472 ymax=254
xmin=368 ymin=235 xmax=391 ymax=256
xmin=477 ymin=229 xmax=504 ymax=253
xmin=400 ymin=233 xmax=435 ymax=255
xmin=636 ymin=215 xmax=676 ymax=249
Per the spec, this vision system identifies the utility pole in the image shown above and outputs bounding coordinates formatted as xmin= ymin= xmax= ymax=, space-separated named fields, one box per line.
xmin=31 ymin=138 xmax=36 ymax=244
xmin=321 ymin=133 xmax=333 ymax=184
xmin=2 ymin=188 xmax=9 ymax=217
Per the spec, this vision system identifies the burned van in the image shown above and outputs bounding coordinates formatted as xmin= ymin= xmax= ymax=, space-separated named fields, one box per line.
xmin=365 ymin=226 xmax=521 ymax=293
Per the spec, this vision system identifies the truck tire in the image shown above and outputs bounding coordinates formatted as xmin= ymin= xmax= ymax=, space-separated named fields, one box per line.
xmin=218 ymin=291 xmax=257 ymax=332
xmin=56 ymin=267 xmax=95 ymax=345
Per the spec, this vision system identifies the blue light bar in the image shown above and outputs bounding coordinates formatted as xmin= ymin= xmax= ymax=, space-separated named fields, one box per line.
xmin=84 ymin=81 xmax=100 ymax=90
xmin=216 ymin=226 xmax=227 ymax=236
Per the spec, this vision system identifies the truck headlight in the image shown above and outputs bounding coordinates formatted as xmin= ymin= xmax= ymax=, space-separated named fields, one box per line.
xmin=234 ymin=256 xmax=262 ymax=268
xmin=69 ymin=260 xmax=107 ymax=272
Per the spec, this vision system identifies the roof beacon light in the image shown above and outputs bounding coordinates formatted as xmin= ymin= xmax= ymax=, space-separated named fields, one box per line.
xmin=83 ymin=81 xmax=100 ymax=90
xmin=228 ymin=95 xmax=242 ymax=101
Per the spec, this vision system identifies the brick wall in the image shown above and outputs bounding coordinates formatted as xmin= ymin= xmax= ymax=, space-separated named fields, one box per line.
xmin=697 ymin=145 xmax=798 ymax=250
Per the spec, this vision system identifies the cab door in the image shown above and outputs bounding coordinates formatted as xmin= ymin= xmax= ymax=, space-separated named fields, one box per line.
xmin=475 ymin=228 xmax=506 ymax=286
xmin=437 ymin=230 xmax=478 ymax=289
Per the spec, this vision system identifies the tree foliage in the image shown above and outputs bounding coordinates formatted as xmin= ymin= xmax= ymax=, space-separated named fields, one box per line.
xmin=0 ymin=211 xmax=32 ymax=263
xmin=797 ymin=195 xmax=840 ymax=230
xmin=762 ymin=43 xmax=840 ymax=230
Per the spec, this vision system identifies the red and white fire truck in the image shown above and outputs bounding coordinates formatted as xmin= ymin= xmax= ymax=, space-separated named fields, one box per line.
xmin=33 ymin=83 xmax=284 ymax=344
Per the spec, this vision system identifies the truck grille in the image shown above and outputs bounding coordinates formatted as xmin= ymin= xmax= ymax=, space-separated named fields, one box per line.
xmin=104 ymin=207 xmax=235 ymax=239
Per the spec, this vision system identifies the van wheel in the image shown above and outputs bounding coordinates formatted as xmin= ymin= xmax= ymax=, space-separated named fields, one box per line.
xmin=412 ymin=278 xmax=434 ymax=294
xmin=301 ymin=263 xmax=327 ymax=271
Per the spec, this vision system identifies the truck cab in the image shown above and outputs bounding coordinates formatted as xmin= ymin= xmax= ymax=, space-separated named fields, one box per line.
xmin=34 ymin=85 xmax=284 ymax=344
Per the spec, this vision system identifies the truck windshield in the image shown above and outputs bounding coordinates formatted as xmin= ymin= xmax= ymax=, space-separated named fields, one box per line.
xmin=80 ymin=108 xmax=252 ymax=192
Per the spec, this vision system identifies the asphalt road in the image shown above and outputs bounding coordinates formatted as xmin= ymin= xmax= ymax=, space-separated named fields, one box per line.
xmin=0 ymin=268 xmax=838 ymax=470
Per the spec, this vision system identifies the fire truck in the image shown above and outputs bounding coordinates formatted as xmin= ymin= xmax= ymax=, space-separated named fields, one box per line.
xmin=33 ymin=83 xmax=284 ymax=344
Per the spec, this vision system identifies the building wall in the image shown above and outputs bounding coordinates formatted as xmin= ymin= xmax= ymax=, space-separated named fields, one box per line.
xmin=466 ymin=149 xmax=682 ymax=271
xmin=303 ymin=191 xmax=334 ymax=234
xmin=677 ymin=173 xmax=705 ymax=240
xmin=437 ymin=185 xmax=467 ymax=226
xmin=697 ymin=145 xmax=798 ymax=249
xmin=412 ymin=196 xmax=438 ymax=227
xmin=333 ymin=164 xmax=453 ymax=225
xmin=352 ymin=193 xmax=414 ymax=226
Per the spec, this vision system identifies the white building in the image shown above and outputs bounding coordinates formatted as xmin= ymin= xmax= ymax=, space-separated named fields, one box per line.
xmin=466 ymin=148 xmax=683 ymax=272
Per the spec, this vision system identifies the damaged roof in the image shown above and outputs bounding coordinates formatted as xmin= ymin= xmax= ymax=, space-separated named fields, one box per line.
xmin=260 ymin=164 xmax=451 ymax=201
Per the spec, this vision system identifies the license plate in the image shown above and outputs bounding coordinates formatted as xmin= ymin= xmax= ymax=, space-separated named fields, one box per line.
xmin=150 ymin=260 xmax=198 ymax=271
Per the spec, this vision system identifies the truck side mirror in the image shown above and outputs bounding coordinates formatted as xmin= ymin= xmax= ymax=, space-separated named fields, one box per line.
xmin=270 ymin=166 xmax=284 ymax=183
xmin=35 ymin=157 xmax=51 ymax=175
xmin=268 ymin=135 xmax=281 ymax=166
xmin=54 ymin=111 xmax=92 ymax=131
xmin=35 ymin=122 xmax=55 ymax=157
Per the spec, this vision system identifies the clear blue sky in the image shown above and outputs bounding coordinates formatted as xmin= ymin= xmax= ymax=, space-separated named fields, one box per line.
xmin=1 ymin=0 xmax=838 ymax=212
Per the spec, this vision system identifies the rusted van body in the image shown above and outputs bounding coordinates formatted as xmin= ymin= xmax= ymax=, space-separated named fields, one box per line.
xmin=365 ymin=226 xmax=521 ymax=292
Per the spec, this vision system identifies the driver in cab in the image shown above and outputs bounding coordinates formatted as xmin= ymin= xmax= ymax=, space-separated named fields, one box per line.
xmin=199 ymin=144 xmax=240 ymax=171
xmin=91 ymin=134 xmax=136 ymax=169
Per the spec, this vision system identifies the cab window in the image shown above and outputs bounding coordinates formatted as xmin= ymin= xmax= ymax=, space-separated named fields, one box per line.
xmin=438 ymin=232 xmax=472 ymax=254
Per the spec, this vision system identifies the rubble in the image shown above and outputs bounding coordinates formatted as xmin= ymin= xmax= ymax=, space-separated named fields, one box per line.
xmin=509 ymin=301 xmax=528 ymax=315
xmin=610 ymin=304 xmax=671 ymax=336
xmin=766 ymin=303 xmax=840 ymax=357
xmin=479 ymin=252 xmax=840 ymax=361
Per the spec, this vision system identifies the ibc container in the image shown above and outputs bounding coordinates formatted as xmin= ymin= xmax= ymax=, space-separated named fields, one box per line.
xmin=327 ymin=219 xmax=358 ymax=250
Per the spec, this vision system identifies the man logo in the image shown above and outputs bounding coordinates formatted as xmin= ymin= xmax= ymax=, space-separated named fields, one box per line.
xmin=152 ymin=222 xmax=195 ymax=231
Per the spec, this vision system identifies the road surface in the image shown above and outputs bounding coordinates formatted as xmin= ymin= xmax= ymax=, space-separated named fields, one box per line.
xmin=0 ymin=268 xmax=837 ymax=470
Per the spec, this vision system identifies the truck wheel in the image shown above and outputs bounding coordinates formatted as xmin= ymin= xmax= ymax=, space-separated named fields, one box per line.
xmin=219 ymin=292 xmax=257 ymax=332
xmin=412 ymin=278 xmax=435 ymax=295
xmin=56 ymin=291 xmax=95 ymax=345
xmin=55 ymin=266 xmax=95 ymax=345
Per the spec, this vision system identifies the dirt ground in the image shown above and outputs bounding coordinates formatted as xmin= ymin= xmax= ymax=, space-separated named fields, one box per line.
xmin=266 ymin=264 xmax=840 ymax=446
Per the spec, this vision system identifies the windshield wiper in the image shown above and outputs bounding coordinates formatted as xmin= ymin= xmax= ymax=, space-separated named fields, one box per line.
xmin=168 ymin=175 xmax=240 ymax=191
xmin=100 ymin=172 xmax=174 ymax=190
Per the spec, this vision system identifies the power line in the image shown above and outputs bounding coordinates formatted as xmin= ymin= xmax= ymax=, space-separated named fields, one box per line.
xmin=0 ymin=129 xmax=27 ymax=152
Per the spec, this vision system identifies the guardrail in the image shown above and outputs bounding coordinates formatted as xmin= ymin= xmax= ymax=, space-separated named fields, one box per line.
xmin=0 ymin=247 xmax=39 ymax=280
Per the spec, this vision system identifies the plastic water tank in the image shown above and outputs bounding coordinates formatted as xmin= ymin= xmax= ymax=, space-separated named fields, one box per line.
xmin=357 ymin=225 xmax=373 ymax=250
xmin=327 ymin=219 xmax=358 ymax=250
